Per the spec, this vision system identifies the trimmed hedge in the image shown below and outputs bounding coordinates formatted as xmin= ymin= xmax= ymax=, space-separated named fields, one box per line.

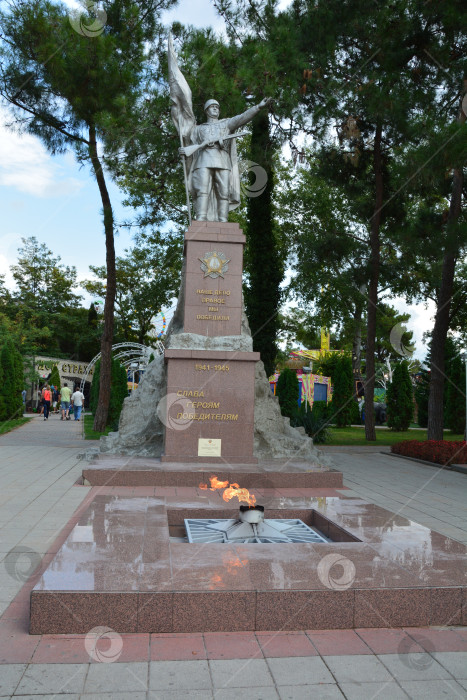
xmin=391 ymin=440 xmax=467 ymax=465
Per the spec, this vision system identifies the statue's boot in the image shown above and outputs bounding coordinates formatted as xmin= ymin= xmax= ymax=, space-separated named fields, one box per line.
xmin=218 ymin=198 xmax=229 ymax=223
xmin=195 ymin=195 xmax=209 ymax=221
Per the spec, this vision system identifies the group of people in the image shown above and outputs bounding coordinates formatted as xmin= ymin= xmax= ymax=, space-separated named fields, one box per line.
xmin=38 ymin=383 xmax=85 ymax=422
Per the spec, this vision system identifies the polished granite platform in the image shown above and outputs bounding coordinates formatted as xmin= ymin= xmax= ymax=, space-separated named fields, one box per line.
xmin=30 ymin=486 xmax=467 ymax=634
xmin=82 ymin=455 xmax=343 ymax=488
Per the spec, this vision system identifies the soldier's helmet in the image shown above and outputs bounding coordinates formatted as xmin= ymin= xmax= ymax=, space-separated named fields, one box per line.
xmin=204 ymin=99 xmax=220 ymax=112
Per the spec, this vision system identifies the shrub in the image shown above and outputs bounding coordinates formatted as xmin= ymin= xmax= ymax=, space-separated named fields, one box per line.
xmin=0 ymin=340 xmax=23 ymax=420
xmin=310 ymin=400 xmax=329 ymax=422
xmin=330 ymin=355 xmax=354 ymax=427
xmin=290 ymin=401 xmax=332 ymax=444
xmin=391 ymin=440 xmax=467 ymax=465
xmin=276 ymin=368 xmax=299 ymax=418
xmin=386 ymin=361 xmax=413 ymax=431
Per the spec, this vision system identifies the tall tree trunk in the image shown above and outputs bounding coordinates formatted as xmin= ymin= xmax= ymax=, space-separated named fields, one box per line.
xmin=89 ymin=123 xmax=116 ymax=432
xmin=244 ymin=110 xmax=282 ymax=377
xmin=427 ymin=90 xmax=466 ymax=440
xmin=364 ymin=120 xmax=383 ymax=441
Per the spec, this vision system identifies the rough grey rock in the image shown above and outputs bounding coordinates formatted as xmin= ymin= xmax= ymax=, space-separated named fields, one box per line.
xmin=100 ymin=352 xmax=166 ymax=457
xmin=167 ymin=332 xmax=253 ymax=353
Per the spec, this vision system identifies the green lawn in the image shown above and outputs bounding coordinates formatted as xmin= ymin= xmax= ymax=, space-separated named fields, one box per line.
xmin=0 ymin=417 xmax=31 ymax=435
xmin=325 ymin=426 xmax=465 ymax=446
xmin=83 ymin=414 xmax=112 ymax=440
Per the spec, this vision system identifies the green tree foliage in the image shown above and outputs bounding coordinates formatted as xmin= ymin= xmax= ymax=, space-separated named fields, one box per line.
xmin=83 ymin=244 xmax=181 ymax=345
xmin=276 ymin=368 xmax=299 ymax=419
xmin=445 ymin=355 xmax=466 ymax=435
xmin=90 ymin=357 xmax=128 ymax=428
xmin=0 ymin=0 xmax=176 ymax=431
xmin=4 ymin=237 xmax=81 ymax=358
xmin=329 ymin=355 xmax=355 ymax=428
xmin=0 ymin=339 xmax=24 ymax=421
xmin=386 ymin=361 xmax=414 ymax=431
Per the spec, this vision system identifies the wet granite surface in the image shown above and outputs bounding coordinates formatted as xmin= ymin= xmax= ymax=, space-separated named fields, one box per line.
xmin=30 ymin=487 xmax=467 ymax=634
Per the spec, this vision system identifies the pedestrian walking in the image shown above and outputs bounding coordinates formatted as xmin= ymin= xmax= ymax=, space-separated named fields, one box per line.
xmin=59 ymin=383 xmax=72 ymax=421
xmin=21 ymin=389 xmax=27 ymax=411
xmin=42 ymin=385 xmax=51 ymax=421
xmin=71 ymin=386 xmax=85 ymax=421
xmin=52 ymin=385 xmax=59 ymax=413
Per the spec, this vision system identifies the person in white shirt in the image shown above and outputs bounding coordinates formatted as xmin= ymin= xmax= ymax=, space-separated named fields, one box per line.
xmin=71 ymin=387 xmax=85 ymax=421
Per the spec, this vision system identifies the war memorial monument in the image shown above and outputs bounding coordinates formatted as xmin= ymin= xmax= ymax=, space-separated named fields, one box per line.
xmin=29 ymin=37 xmax=466 ymax=636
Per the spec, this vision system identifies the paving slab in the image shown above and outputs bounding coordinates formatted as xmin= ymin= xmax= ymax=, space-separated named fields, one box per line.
xmin=277 ymin=686 xmax=345 ymax=700
xmin=0 ymin=663 xmax=26 ymax=695
xmin=83 ymin=662 xmax=148 ymax=693
xmin=266 ymin=656 xmax=334 ymax=686
xmin=337 ymin=682 xmax=409 ymax=699
xmin=431 ymin=651 xmax=467 ymax=678
xmin=15 ymin=663 xmax=88 ymax=695
xmin=148 ymin=659 xmax=212 ymax=690
xmin=378 ymin=652 xmax=453 ymax=681
xmin=324 ymin=654 xmax=393 ymax=683
xmin=398 ymin=679 xmax=467 ymax=699
xmin=210 ymin=658 xmax=274 ymax=688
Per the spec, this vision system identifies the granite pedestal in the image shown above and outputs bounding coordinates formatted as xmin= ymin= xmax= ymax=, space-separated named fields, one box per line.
xmin=29 ymin=487 xmax=467 ymax=634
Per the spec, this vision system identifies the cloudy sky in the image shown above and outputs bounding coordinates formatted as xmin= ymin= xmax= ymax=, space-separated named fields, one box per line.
xmin=0 ymin=0 xmax=434 ymax=360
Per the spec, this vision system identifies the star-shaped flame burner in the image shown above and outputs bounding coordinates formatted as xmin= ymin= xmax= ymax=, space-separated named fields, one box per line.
xmin=184 ymin=517 xmax=329 ymax=544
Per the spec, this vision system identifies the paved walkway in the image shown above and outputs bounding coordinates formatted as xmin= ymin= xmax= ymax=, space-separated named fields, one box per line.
xmin=0 ymin=416 xmax=465 ymax=699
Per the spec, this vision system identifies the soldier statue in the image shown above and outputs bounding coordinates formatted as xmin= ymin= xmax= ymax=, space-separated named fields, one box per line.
xmin=168 ymin=35 xmax=272 ymax=223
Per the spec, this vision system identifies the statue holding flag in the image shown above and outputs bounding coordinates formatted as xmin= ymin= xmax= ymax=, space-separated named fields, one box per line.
xmin=168 ymin=34 xmax=272 ymax=223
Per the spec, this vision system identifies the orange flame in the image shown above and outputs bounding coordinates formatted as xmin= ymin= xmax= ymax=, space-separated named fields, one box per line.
xmin=198 ymin=475 xmax=257 ymax=508
xmin=209 ymin=476 xmax=229 ymax=491
xmin=222 ymin=483 xmax=256 ymax=508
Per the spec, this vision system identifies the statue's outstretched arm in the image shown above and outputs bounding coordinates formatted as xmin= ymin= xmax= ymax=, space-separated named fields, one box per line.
xmin=228 ymin=97 xmax=273 ymax=131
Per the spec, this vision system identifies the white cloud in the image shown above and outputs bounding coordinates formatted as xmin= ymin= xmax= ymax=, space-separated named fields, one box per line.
xmin=391 ymin=297 xmax=435 ymax=363
xmin=0 ymin=107 xmax=83 ymax=198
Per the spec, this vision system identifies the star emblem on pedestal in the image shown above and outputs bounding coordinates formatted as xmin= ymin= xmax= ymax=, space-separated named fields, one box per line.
xmin=199 ymin=251 xmax=230 ymax=278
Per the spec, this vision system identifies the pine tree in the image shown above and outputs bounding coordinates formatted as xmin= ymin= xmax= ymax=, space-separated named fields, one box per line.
xmin=0 ymin=353 xmax=5 ymax=421
xmin=49 ymin=365 xmax=61 ymax=393
xmin=276 ymin=368 xmax=299 ymax=419
xmin=1 ymin=340 xmax=23 ymax=420
xmin=414 ymin=368 xmax=430 ymax=428
xmin=386 ymin=362 xmax=414 ymax=431
xmin=90 ymin=357 xmax=128 ymax=428
xmin=108 ymin=358 xmax=129 ymax=428
xmin=330 ymin=356 xmax=354 ymax=428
